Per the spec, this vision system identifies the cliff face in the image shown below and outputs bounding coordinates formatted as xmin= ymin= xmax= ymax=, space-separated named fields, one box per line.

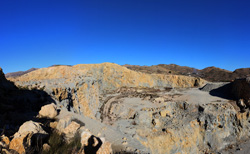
xmin=9 ymin=63 xmax=206 ymax=119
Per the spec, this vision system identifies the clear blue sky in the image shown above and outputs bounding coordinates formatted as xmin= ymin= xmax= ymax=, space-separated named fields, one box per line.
xmin=0 ymin=0 xmax=249 ymax=73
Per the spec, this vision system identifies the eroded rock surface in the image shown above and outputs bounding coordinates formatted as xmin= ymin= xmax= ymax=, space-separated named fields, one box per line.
xmin=9 ymin=121 xmax=48 ymax=154
xmin=96 ymin=87 xmax=250 ymax=153
xmin=2 ymin=64 xmax=250 ymax=154
xmin=38 ymin=103 xmax=57 ymax=119
xmin=9 ymin=63 xmax=205 ymax=119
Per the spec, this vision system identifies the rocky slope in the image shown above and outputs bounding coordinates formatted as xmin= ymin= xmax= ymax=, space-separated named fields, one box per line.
xmin=2 ymin=63 xmax=250 ymax=154
xmin=8 ymin=63 xmax=205 ymax=119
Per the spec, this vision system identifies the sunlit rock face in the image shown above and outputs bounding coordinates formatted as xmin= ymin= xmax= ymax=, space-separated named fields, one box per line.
xmin=2 ymin=63 xmax=250 ymax=153
xmin=95 ymin=86 xmax=250 ymax=154
xmin=9 ymin=63 xmax=205 ymax=119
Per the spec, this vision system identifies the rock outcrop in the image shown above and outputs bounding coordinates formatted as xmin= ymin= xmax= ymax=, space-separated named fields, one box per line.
xmin=38 ymin=103 xmax=58 ymax=119
xmin=9 ymin=63 xmax=206 ymax=119
xmin=9 ymin=121 xmax=48 ymax=154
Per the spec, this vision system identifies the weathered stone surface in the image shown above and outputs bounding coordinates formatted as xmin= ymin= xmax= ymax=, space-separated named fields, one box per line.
xmin=9 ymin=63 xmax=206 ymax=119
xmin=95 ymin=85 xmax=250 ymax=153
xmin=9 ymin=135 xmax=26 ymax=154
xmin=38 ymin=103 xmax=57 ymax=119
xmin=56 ymin=115 xmax=73 ymax=132
xmin=13 ymin=121 xmax=47 ymax=138
xmin=62 ymin=121 xmax=80 ymax=141
xmin=135 ymin=102 xmax=250 ymax=154
xmin=0 ymin=135 xmax=10 ymax=148
xmin=6 ymin=63 xmax=250 ymax=153
xmin=9 ymin=121 xmax=47 ymax=154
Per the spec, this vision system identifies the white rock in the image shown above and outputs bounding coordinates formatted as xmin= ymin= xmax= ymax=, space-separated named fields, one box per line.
xmin=39 ymin=103 xmax=57 ymax=119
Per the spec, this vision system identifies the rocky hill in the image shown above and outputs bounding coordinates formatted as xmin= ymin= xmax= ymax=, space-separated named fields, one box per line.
xmin=125 ymin=64 xmax=250 ymax=82
xmin=8 ymin=63 xmax=205 ymax=119
xmin=7 ymin=64 xmax=249 ymax=82
xmin=1 ymin=63 xmax=250 ymax=154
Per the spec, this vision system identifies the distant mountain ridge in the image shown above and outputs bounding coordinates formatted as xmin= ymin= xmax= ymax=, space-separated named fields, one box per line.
xmin=5 ymin=68 xmax=38 ymax=78
xmin=5 ymin=64 xmax=250 ymax=82
xmin=124 ymin=64 xmax=250 ymax=82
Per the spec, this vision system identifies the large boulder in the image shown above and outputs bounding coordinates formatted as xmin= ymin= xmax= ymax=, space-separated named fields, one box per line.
xmin=62 ymin=121 xmax=80 ymax=142
xmin=9 ymin=121 xmax=47 ymax=154
xmin=38 ymin=103 xmax=58 ymax=119
xmin=56 ymin=115 xmax=73 ymax=132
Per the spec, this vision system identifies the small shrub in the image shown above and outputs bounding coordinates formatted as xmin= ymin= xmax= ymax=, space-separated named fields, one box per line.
xmin=42 ymin=131 xmax=82 ymax=154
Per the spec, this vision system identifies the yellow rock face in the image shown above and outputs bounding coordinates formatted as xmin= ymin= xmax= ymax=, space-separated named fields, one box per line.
xmin=10 ymin=63 xmax=205 ymax=88
xmin=9 ymin=63 xmax=206 ymax=119
xmin=9 ymin=134 xmax=26 ymax=154
xmin=1 ymin=135 xmax=10 ymax=147
xmin=137 ymin=120 xmax=203 ymax=154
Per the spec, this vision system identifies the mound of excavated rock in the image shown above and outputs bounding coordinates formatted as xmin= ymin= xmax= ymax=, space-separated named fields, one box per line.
xmin=1 ymin=103 xmax=113 ymax=154
xmin=8 ymin=63 xmax=206 ymax=119
xmin=200 ymin=82 xmax=230 ymax=92
xmin=2 ymin=64 xmax=250 ymax=154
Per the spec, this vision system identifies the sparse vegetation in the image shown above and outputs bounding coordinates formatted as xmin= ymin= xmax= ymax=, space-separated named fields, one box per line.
xmin=42 ymin=131 xmax=82 ymax=154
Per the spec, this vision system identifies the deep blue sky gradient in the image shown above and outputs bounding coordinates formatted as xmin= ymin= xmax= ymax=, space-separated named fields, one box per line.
xmin=0 ymin=0 xmax=249 ymax=73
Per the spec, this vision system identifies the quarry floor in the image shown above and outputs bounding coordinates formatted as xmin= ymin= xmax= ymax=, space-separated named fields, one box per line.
xmin=57 ymin=87 xmax=240 ymax=153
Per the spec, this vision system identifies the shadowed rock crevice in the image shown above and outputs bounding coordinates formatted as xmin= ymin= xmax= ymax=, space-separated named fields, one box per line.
xmin=0 ymin=68 xmax=55 ymax=137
